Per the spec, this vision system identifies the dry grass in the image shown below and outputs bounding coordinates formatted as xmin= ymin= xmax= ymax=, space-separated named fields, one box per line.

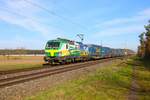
xmin=0 ymin=55 xmax=44 ymax=71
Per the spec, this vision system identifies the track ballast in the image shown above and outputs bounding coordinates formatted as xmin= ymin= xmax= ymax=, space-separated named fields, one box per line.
xmin=0 ymin=57 xmax=123 ymax=88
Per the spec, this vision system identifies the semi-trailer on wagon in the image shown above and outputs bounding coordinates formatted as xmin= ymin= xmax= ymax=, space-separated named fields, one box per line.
xmin=44 ymin=38 xmax=127 ymax=64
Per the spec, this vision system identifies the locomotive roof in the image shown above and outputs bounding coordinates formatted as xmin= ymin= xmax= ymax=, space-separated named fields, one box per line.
xmin=85 ymin=44 xmax=102 ymax=47
xmin=47 ymin=38 xmax=82 ymax=44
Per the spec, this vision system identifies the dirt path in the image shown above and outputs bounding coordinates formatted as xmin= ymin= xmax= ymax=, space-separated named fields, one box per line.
xmin=128 ymin=65 xmax=139 ymax=100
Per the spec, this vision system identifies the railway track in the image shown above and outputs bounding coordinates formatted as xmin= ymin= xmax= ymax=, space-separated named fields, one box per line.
xmin=0 ymin=57 xmax=123 ymax=88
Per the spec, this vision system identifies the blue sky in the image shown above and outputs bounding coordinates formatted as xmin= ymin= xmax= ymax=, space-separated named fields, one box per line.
xmin=0 ymin=0 xmax=150 ymax=51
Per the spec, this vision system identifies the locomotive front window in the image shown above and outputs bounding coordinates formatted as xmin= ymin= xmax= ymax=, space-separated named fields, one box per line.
xmin=46 ymin=42 xmax=60 ymax=49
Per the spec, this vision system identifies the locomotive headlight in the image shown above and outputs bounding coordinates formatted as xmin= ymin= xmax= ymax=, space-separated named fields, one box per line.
xmin=58 ymin=52 xmax=62 ymax=56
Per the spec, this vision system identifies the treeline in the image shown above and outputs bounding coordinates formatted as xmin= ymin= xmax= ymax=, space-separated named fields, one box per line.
xmin=138 ymin=20 xmax=150 ymax=59
xmin=0 ymin=49 xmax=44 ymax=55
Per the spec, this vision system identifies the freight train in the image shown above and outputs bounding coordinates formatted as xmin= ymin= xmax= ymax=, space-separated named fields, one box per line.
xmin=44 ymin=38 xmax=127 ymax=64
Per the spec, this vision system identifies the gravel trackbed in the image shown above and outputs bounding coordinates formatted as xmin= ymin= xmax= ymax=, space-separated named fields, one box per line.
xmin=0 ymin=58 xmax=124 ymax=100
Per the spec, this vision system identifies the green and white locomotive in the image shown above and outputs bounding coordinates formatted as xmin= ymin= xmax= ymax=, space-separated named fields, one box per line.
xmin=44 ymin=38 xmax=88 ymax=64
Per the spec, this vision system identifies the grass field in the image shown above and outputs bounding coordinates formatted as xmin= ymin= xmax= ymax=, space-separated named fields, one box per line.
xmin=132 ymin=57 xmax=150 ymax=99
xmin=25 ymin=56 xmax=150 ymax=100
xmin=0 ymin=55 xmax=44 ymax=71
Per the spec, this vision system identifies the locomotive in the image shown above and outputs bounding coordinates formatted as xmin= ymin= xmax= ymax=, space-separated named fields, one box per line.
xmin=44 ymin=38 xmax=126 ymax=64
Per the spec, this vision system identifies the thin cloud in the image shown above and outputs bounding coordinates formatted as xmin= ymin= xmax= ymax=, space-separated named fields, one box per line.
xmin=97 ymin=8 xmax=150 ymax=28
xmin=0 ymin=0 xmax=61 ymax=37
xmin=138 ymin=8 xmax=150 ymax=15
xmin=95 ymin=24 xmax=144 ymax=37
xmin=94 ymin=8 xmax=150 ymax=37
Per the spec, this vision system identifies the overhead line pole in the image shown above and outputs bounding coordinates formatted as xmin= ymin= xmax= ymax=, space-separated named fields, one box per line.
xmin=77 ymin=34 xmax=84 ymax=43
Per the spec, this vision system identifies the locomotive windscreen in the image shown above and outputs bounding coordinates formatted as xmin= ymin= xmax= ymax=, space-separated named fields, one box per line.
xmin=46 ymin=42 xmax=60 ymax=49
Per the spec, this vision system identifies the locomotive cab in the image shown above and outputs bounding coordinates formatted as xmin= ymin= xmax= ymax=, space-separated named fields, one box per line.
xmin=45 ymin=41 xmax=61 ymax=57
xmin=44 ymin=39 xmax=72 ymax=64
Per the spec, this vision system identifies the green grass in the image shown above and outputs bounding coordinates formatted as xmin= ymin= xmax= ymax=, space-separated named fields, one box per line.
xmin=133 ymin=57 xmax=150 ymax=100
xmin=25 ymin=59 xmax=133 ymax=100
xmin=25 ymin=57 xmax=150 ymax=100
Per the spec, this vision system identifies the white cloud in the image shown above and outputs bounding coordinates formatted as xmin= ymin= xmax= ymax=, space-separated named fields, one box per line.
xmin=0 ymin=0 xmax=62 ymax=37
xmin=95 ymin=8 xmax=150 ymax=37
xmin=96 ymin=8 xmax=150 ymax=28
xmin=138 ymin=8 xmax=150 ymax=15
xmin=94 ymin=24 xmax=144 ymax=37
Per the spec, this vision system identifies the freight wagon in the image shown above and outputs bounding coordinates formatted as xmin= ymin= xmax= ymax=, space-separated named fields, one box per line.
xmin=86 ymin=44 xmax=101 ymax=59
xmin=101 ymin=47 xmax=112 ymax=58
